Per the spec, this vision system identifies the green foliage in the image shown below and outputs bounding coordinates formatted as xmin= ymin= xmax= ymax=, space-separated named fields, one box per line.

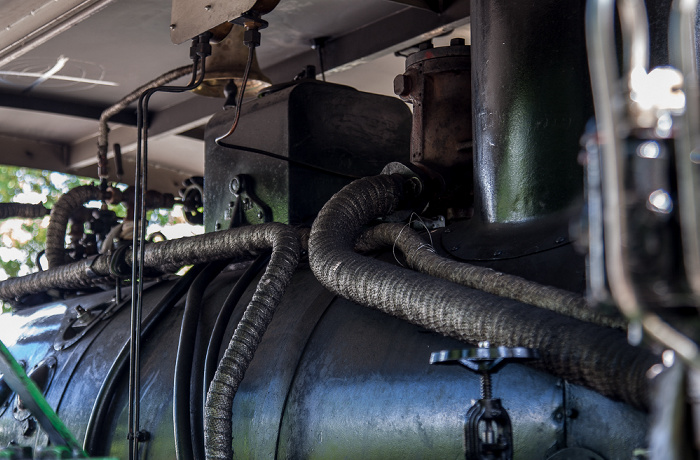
xmin=0 ymin=166 xmax=194 ymax=314
xmin=0 ymin=166 xmax=93 ymax=281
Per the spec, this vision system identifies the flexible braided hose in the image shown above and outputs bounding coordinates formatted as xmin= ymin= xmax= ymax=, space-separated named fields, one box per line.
xmin=356 ymin=223 xmax=626 ymax=329
xmin=309 ymin=174 xmax=658 ymax=410
xmin=45 ymin=185 xmax=102 ymax=268
xmin=97 ymin=64 xmax=195 ymax=177
xmin=204 ymin=224 xmax=300 ymax=460
xmin=0 ymin=224 xmax=297 ymax=302
xmin=0 ymin=203 xmax=49 ymax=219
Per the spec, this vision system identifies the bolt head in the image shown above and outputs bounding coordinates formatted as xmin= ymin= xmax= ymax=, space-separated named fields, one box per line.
xmin=393 ymin=74 xmax=412 ymax=97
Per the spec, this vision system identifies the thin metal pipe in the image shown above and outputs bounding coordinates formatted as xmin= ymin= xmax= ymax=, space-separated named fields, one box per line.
xmin=83 ymin=266 xmax=204 ymax=455
xmin=129 ymin=51 xmax=206 ymax=460
xmin=586 ymin=0 xmax=643 ymax=322
xmin=215 ymin=44 xmax=253 ymax=144
xmin=618 ymin=0 xmax=650 ymax=78
xmin=96 ymin=64 xmax=195 ymax=179
xmin=671 ymin=0 xmax=700 ymax=298
xmin=586 ymin=0 xmax=700 ymax=367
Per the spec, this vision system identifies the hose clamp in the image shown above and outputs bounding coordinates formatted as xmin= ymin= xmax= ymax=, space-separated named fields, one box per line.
xmin=109 ymin=244 xmax=132 ymax=278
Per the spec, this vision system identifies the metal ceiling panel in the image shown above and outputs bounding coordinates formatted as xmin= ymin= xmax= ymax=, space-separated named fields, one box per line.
xmin=0 ymin=0 xmax=116 ymax=68
xmin=170 ymin=0 xmax=258 ymax=44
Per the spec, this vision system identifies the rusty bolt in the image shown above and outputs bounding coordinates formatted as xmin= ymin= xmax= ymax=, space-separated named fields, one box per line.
xmin=393 ymin=74 xmax=412 ymax=98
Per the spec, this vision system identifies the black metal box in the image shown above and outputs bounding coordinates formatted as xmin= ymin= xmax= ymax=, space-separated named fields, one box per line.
xmin=204 ymin=80 xmax=411 ymax=231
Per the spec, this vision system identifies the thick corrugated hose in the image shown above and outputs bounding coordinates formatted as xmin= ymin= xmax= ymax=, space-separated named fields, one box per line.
xmin=45 ymin=185 xmax=102 ymax=268
xmin=355 ymin=222 xmax=626 ymax=329
xmin=309 ymin=174 xmax=658 ymax=410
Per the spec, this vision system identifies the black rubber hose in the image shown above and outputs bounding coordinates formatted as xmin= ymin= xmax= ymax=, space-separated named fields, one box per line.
xmin=204 ymin=225 xmax=300 ymax=460
xmin=0 ymin=223 xmax=294 ymax=302
xmin=355 ymin=223 xmax=625 ymax=329
xmin=308 ymin=174 xmax=658 ymax=410
xmin=200 ymin=252 xmax=270 ymax=442
xmin=46 ymin=185 xmax=102 ymax=268
xmin=0 ymin=203 xmax=49 ymax=219
xmin=83 ymin=265 xmax=205 ymax=455
xmin=174 ymin=261 xmax=229 ymax=460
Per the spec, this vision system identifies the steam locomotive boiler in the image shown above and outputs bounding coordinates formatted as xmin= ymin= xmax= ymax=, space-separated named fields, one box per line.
xmin=0 ymin=0 xmax=698 ymax=459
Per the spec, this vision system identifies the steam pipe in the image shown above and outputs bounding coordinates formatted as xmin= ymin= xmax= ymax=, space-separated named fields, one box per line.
xmin=309 ymin=174 xmax=658 ymax=410
xmin=204 ymin=224 xmax=300 ymax=460
xmin=355 ymin=223 xmax=625 ymax=329
xmin=0 ymin=223 xmax=297 ymax=302
xmin=45 ymin=185 xmax=102 ymax=269
xmin=0 ymin=203 xmax=49 ymax=219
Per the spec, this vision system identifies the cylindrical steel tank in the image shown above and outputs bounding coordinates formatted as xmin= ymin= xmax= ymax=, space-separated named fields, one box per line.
xmin=0 ymin=263 xmax=647 ymax=459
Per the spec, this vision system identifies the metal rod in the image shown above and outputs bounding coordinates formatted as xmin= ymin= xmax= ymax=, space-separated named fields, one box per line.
xmin=671 ymin=0 xmax=700 ymax=298
xmin=128 ymin=43 xmax=208 ymax=460
xmin=0 ymin=340 xmax=87 ymax=457
xmin=586 ymin=0 xmax=643 ymax=322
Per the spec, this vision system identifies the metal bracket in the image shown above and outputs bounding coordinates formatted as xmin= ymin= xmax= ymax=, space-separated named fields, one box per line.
xmin=225 ymin=174 xmax=272 ymax=228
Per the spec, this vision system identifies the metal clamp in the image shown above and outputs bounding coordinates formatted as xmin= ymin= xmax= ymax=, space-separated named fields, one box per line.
xmin=226 ymin=174 xmax=272 ymax=228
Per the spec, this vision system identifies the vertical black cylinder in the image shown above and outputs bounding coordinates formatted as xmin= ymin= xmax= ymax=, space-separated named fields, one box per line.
xmin=470 ymin=0 xmax=592 ymax=224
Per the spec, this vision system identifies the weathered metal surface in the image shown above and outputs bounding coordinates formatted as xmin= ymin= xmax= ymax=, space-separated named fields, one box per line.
xmin=204 ymin=80 xmax=411 ymax=231
xmin=395 ymin=39 xmax=473 ymax=216
xmin=470 ymin=0 xmax=592 ymax=225
xmin=0 ymin=265 xmax=648 ymax=459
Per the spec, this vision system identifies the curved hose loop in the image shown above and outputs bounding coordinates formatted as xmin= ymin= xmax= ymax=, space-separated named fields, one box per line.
xmin=308 ymin=174 xmax=658 ymax=410
xmin=204 ymin=225 xmax=301 ymax=460
xmin=46 ymin=185 xmax=102 ymax=269
xmin=356 ymin=223 xmax=626 ymax=329
xmin=96 ymin=64 xmax=195 ymax=179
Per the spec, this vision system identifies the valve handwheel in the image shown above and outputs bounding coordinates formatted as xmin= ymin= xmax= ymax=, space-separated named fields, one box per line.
xmin=430 ymin=342 xmax=539 ymax=460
